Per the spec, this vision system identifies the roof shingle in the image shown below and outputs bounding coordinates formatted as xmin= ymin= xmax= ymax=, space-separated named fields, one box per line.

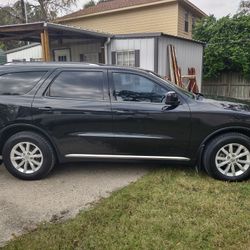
xmin=57 ymin=0 xmax=172 ymax=21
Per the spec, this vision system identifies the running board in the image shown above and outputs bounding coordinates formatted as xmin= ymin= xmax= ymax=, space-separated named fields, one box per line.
xmin=65 ymin=154 xmax=190 ymax=161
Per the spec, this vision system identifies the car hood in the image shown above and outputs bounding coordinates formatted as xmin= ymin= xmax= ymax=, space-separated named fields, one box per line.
xmin=199 ymin=96 xmax=250 ymax=113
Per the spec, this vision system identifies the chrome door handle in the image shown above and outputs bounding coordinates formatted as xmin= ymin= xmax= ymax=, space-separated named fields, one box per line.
xmin=38 ymin=107 xmax=52 ymax=112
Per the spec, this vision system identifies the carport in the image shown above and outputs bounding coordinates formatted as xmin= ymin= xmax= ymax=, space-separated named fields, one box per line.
xmin=0 ymin=22 xmax=111 ymax=63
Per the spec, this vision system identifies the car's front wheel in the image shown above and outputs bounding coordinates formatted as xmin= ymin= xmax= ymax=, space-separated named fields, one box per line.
xmin=204 ymin=133 xmax=250 ymax=181
xmin=3 ymin=132 xmax=55 ymax=180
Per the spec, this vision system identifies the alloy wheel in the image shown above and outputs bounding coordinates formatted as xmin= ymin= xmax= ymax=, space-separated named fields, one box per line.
xmin=10 ymin=142 xmax=43 ymax=174
xmin=215 ymin=143 xmax=250 ymax=177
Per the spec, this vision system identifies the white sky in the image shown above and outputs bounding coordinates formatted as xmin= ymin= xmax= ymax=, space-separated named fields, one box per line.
xmin=0 ymin=0 xmax=243 ymax=18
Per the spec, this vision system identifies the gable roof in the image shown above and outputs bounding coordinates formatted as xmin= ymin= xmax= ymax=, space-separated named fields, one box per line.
xmin=57 ymin=0 xmax=206 ymax=22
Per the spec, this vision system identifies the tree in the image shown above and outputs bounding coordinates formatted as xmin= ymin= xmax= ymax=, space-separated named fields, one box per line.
xmin=29 ymin=0 xmax=77 ymax=21
xmin=83 ymin=0 xmax=112 ymax=9
xmin=0 ymin=0 xmax=77 ymax=22
xmin=83 ymin=0 xmax=96 ymax=9
xmin=193 ymin=15 xmax=250 ymax=79
xmin=0 ymin=0 xmax=77 ymax=50
xmin=238 ymin=0 xmax=250 ymax=15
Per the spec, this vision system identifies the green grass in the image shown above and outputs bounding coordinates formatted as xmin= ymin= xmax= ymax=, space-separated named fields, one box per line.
xmin=3 ymin=166 xmax=250 ymax=250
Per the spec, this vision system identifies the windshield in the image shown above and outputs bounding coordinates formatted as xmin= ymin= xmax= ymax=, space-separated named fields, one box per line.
xmin=148 ymin=71 xmax=195 ymax=99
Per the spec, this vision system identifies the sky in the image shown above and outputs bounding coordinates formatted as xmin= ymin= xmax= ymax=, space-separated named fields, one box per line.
xmin=0 ymin=0 xmax=243 ymax=18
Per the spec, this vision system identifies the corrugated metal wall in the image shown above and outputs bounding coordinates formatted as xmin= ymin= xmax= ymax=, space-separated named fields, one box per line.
xmin=108 ymin=38 xmax=155 ymax=71
xmin=158 ymin=36 xmax=204 ymax=89
xmin=6 ymin=45 xmax=42 ymax=62
xmin=109 ymin=36 xmax=203 ymax=89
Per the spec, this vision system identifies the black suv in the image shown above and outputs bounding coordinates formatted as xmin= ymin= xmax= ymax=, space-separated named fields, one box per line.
xmin=0 ymin=63 xmax=250 ymax=181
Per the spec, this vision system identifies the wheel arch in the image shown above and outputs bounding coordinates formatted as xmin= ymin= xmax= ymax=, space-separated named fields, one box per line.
xmin=196 ymin=126 xmax=250 ymax=170
xmin=0 ymin=124 xmax=61 ymax=163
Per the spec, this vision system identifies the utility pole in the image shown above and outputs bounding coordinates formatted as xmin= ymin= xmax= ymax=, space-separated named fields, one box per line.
xmin=20 ymin=0 xmax=28 ymax=23
xmin=20 ymin=0 xmax=29 ymax=45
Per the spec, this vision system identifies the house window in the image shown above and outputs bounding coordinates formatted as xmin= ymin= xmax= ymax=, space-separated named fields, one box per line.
xmin=192 ymin=17 xmax=196 ymax=30
xmin=80 ymin=54 xmax=86 ymax=62
xmin=116 ymin=51 xmax=136 ymax=67
xmin=58 ymin=55 xmax=67 ymax=62
xmin=185 ymin=12 xmax=189 ymax=32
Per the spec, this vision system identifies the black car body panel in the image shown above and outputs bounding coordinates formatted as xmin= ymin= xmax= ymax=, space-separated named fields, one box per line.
xmin=0 ymin=63 xmax=249 ymax=166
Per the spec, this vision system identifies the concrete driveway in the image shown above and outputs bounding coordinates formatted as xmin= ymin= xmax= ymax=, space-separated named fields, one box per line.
xmin=0 ymin=162 xmax=148 ymax=246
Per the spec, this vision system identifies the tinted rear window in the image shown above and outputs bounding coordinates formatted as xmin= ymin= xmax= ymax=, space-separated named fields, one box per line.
xmin=0 ymin=71 xmax=46 ymax=95
xmin=47 ymin=71 xmax=104 ymax=100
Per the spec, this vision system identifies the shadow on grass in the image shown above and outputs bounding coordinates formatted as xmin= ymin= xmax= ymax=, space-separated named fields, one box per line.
xmin=50 ymin=161 xmax=207 ymax=179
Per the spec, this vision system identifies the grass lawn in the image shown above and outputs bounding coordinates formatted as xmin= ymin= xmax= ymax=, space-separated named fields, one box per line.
xmin=3 ymin=166 xmax=250 ymax=250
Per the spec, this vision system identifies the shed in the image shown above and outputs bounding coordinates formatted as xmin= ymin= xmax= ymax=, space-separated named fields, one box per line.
xmin=6 ymin=43 xmax=42 ymax=62
xmin=109 ymin=33 xmax=204 ymax=88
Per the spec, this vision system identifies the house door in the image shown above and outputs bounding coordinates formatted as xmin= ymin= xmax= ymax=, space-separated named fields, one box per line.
xmin=54 ymin=49 xmax=71 ymax=62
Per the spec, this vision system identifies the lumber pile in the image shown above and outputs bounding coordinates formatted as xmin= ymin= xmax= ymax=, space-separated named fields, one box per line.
xmin=167 ymin=45 xmax=183 ymax=88
xmin=167 ymin=45 xmax=199 ymax=93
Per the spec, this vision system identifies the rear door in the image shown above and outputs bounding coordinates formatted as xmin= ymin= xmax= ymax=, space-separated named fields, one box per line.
xmin=32 ymin=68 xmax=114 ymax=158
xmin=108 ymin=70 xmax=192 ymax=158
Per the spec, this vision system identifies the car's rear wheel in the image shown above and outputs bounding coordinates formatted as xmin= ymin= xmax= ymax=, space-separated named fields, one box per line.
xmin=204 ymin=133 xmax=250 ymax=181
xmin=3 ymin=132 xmax=55 ymax=180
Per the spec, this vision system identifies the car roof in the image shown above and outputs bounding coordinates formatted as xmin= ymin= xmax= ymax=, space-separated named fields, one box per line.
xmin=1 ymin=62 xmax=148 ymax=74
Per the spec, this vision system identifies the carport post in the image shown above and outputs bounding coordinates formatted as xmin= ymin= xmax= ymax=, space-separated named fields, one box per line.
xmin=40 ymin=28 xmax=51 ymax=62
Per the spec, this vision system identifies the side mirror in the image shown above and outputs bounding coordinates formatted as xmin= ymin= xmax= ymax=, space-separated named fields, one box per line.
xmin=164 ymin=91 xmax=180 ymax=106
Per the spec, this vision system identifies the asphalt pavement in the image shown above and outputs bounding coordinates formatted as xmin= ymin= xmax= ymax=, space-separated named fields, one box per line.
xmin=0 ymin=162 xmax=148 ymax=246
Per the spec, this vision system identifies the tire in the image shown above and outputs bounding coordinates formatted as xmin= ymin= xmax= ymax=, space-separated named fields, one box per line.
xmin=203 ymin=133 xmax=250 ymax=181
xmin=3 ymin=131 xmax=55 ymax=180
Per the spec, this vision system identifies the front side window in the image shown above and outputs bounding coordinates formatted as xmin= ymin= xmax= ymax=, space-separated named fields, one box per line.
xmin=117 ymin=51 xmax=135 ymax=67
xmin=47 ymin=71 xmax=104 ymax=100
xmin=0 ymin=71 xmax=46 ymax=95
xmin=112 ymin=72 xmax=166 ymax=103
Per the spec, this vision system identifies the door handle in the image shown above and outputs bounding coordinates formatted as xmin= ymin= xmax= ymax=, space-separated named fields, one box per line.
xmin=38 ymin=107 xmax=53 ymax=112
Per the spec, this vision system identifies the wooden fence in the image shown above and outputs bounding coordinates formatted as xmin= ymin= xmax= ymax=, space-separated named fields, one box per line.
xmin=202 ymin=73 xmax=250 ymax=100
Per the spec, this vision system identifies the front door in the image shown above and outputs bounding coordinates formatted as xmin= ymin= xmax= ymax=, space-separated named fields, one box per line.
xmin=54 ymin=49 xmax=71 ymax=62
xmin=109 ymin=70 xmax=192 ymax=158
xmin=32 ymin=69 xmax=114 ymax=158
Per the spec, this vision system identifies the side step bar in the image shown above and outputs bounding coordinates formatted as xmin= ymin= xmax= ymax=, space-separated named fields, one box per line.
xmin=65 ymin=154 xmax=190 ymax=161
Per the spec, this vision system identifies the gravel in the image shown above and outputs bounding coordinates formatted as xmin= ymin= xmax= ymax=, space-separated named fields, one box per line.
xmin=0 ymin=162 xmax=148 ymax=246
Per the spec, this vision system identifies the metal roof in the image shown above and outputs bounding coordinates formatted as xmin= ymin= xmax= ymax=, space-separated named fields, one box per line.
xmin=113 ymin=32 xmax=205 ymax=45
xmin=5 ymin=43 xmax=40 ymax=54
xmin=0 ymin=22 xmax=111 ymax=43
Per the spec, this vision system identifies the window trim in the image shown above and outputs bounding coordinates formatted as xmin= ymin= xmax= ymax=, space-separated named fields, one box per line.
xmin=112 ymin=50 xmax=140 ymax=67
xmin=109 ymin=70 xmax=170 ymax=105
xmin=44 ymin=70 xmax=106 ymax=101
xmin=116 ymin=50 xmax=136 ymax=67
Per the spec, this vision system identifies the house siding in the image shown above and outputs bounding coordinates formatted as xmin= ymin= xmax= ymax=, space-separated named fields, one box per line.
xmin=61 ymin=2 xmax=179 ymax=36
xmin=177 ymin=5 xmax=197 ymax=39
xmin=108 ymin=38 xmax=155 ymax=71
